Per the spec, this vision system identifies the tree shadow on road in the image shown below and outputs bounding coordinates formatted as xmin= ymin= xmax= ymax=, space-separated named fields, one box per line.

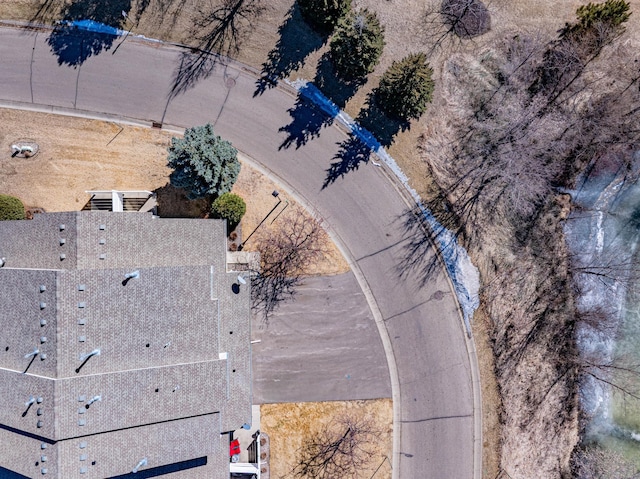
xmin=278 ymin=85 xmax=336 ymax=150
xmin=321 ymin=92 xmax=408 ymax=188
xmin=322 ymin=135 xmax=372 ymax=189
xmin=47 ymin=0 xmax=131 ymax=67
xmin=394 ymin=204 xmax=461 ymax=289
xmin=255 ymin=3 xmax=326 ymax=96
xmin=169 ymin=0 xmax=265 ymax=99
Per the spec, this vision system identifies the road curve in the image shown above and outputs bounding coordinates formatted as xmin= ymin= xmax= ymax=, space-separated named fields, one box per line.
xmin=0 ymin=26 xmax=479 ymax=479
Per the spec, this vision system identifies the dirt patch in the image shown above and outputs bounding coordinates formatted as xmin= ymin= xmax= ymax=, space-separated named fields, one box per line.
xmin=260 ymin=399 xmax=392 ymax=479
xmin=0 ymin=107 xmax=348 ymax=275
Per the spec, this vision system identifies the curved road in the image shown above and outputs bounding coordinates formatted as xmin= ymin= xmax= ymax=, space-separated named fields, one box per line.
xmin=0 ymin=26 xmax=479 ymax=479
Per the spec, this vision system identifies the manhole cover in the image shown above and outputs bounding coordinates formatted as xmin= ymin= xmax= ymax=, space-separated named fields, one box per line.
xmin=225 ymin=76 xmax=236 ymax=88
xmin=10 ymin=140 xmax=39 ymax=159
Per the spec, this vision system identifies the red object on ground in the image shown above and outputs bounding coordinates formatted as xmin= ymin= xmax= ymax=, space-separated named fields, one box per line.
xmin=230 ymin=439 xmax=241 ymax=457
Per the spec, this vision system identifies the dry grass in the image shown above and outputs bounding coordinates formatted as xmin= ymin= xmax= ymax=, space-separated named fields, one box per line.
xmin=0 ymin=107 xmax=347 ymax=275
xmin=6 ymin=0 xmax=640 ymax=474
xmin=260 ymin=399 xmax=393 ymax=479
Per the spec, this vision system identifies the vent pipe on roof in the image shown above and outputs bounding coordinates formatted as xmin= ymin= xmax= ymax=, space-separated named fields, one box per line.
xmin=79 ymin=349 xmax=101 ymax=361
xmin=24 ymin=348 xmax=39 ymax=359
xmin=124 ymin=270 xmax=140 ymax=280
xmin=86 ymin=395 xmax=101 ymax=407
xmin=0 ymin=257 xmax=5 ymax=267
xmin=132 ymin=458 xmax=147 ymax=473
xmin=25 ymin=396 xmax=36 ymax=407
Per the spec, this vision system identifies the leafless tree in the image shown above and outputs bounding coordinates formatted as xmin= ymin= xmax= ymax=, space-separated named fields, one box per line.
xmin=572 ymin=444 xmax=640 ymax=479
xmin=250 ymin=206 xmax=328 ymax=320
xmin=293 ymin=414 xmax=379 ymax=479
xmin=421 ymin=0 xmax=491 ymax=55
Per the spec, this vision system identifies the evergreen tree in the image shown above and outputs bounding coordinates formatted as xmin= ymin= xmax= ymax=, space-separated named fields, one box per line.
xmin=376 ymin=53 xmax=435 ymax=121
xmin=329 ymin=9 xmax=385 ymax=81
xmin=297 ymin=0 xmax=351 ymax=34
xmin=167 ymin=124 xmax=240 ymax=200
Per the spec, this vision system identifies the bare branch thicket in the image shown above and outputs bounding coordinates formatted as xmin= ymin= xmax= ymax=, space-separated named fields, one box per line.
xmin=421 ymin=0 xmax=491 ymax=55
xmin=250 ymin=206 xmax=328 ymax=321
xmin=572 ymin=445 xmax=640 ymax=479
xmin=293 ymin=414 xmax=380 ymax=479
xmin=424 ymin=18 xmax=640 ymax=249
xmin=170 ymin=0 xmax=266 ymax=97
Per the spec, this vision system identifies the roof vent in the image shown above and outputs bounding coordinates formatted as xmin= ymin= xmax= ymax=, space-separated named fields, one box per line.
xmin=59 ymin=239 xmax=66 ymax=246
xmin=39 ymin=285 xmax=46 ymax=293
xmin=24 ymin=348 xmax=39 ymax=359
xmin=132 ymin=458 xmax=147 ymax=473
xmin=0 ymin=258 xmax=4 ymax=268
xmin=60 ymin=254 xmax=66 ymax=261
xmin=59 ymin=224 xmax=65 ymax=231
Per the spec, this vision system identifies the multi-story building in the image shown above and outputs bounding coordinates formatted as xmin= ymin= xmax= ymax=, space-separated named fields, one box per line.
xmin=0 ymin=212 xmax=252 ymax=478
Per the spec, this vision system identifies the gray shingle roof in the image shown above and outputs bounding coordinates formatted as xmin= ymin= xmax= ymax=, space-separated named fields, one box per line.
xmin=0 ymin=212 xmax=251 ymax=479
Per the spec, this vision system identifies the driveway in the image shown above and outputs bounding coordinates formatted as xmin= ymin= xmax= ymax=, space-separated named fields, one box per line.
xmin=252 ymin=272 xmax=391 ymax=404
xmin=0 ymin=26 xmax=479 ymax=479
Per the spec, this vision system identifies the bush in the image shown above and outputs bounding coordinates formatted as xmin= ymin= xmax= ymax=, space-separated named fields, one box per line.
xmin=211 ymin=192 xmax=246 ymax=230
xmin=376 ymin=53 xmax=435 ymax=120
xmin=167 ymin=124 xmax=240 ymax=200
xmin=329 ymin=9 xmax=385 ymax=81
xmin=297 ymin=0 xmax=351 ymax=34
xmin=0 ymin=195 xmax=25 ymax=221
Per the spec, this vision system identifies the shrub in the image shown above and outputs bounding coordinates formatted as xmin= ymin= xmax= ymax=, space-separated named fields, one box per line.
xmin=376 ymin=53 xmax=435 ymax=120
xmin=167 ymin=124 xmax=240 ymax=200
xmin=297 ymin=0 xmax=352 ymax=34
xmin=329 ymin=9 xmax=385 ymax=81
xmin=211 ymin=192 xmax=246 ymax=230
xmin=0 ymin=195 xmax=25 ymax=221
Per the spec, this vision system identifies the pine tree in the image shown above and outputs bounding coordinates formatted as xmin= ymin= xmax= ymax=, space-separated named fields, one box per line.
xmin=329 ymin=9 xmax=385 ymax=81
xmin=376 ymin=53 xmax=435 ymax=121
xmin=297 ymin=0 xmax=351 ymax=34
xmin=167 ymin=124 xmax=240 ymax=200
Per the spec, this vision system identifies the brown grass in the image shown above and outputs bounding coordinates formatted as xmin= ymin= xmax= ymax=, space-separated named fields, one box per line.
xmin=260 ymin=399 xmax=393 ymax=479
xmin=0 ymin=107 xmax=347 ymax=275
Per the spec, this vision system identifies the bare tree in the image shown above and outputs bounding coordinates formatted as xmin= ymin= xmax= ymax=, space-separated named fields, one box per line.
xmin=422 ymin=0 xmax=491 ymax=54
xmin=293 ymin=414 xmax=379 ymax=479
xmin=250 ymin=206 xmax=328 ymax=320
xmin=572 ymin=444 xmax=640 ymax=479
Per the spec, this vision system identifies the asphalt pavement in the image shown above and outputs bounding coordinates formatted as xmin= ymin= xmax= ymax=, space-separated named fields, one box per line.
xmin=252 ymin=272 xmax=392 ymax=404
xmin=0 ymin=25 xmax=480 ymax=479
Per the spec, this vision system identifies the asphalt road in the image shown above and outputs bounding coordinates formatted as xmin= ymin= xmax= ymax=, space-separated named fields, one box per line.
xmin=252 ymin=272 xmax=392 ymax=404
xmin=0 ymin=26 xmax=479 ymax=479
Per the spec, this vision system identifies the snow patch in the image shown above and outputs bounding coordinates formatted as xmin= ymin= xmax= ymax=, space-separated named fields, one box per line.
xmin=287 ymin=79 xmax=480 ymax=333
